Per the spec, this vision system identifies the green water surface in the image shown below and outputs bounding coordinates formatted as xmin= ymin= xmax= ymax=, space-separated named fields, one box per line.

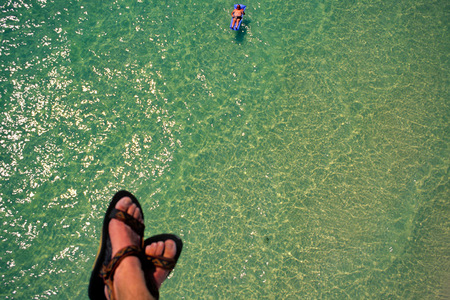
xmin=0 ymin=0 xmax=448 ymax=299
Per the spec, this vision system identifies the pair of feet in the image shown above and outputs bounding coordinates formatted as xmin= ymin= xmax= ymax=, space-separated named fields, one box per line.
xmin=107 ymin=196 xmax=177 ymax=299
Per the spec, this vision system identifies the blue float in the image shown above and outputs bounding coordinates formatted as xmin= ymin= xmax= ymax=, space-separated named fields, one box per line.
xmin=230 ymin=4 xmax=246 ymax=30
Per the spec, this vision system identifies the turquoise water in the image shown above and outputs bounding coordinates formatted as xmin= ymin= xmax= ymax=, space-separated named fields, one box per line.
xmin=1 ymin=0 xmax=448 ymax=299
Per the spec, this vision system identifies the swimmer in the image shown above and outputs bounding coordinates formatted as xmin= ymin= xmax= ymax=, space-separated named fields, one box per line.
xmin=231 ymin=5 xmax=245 ymax=30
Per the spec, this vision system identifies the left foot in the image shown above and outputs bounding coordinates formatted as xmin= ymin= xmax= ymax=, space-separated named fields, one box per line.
xmin=145 ymin=239 xmax=177 ymax=289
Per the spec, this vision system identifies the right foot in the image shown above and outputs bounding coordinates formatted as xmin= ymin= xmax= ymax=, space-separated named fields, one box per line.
xmin=105 ymin=197 xmax=146 ymax=299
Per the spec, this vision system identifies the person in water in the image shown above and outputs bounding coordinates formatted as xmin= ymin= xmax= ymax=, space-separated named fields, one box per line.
xmin=231 ymin=5 xmax=245 ymax=29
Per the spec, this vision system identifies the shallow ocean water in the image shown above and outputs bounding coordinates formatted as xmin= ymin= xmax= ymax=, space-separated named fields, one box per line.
xmin=0 ymin=0 xmax=448 ymax=299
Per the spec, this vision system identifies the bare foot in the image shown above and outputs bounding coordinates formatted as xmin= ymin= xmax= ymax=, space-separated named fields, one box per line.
xmin=108 ymin=197 xmax=143 ymax=256
xmin=105 ymin=197 xmax=153 ymax=300
xmin=145 ymin=239 xmax=177 ymax=289
xmin=109 ymin=197 xmax=143 ymax=255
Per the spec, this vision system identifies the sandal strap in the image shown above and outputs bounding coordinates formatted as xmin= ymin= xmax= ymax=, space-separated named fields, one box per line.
xmin=109 ymin=208 xmax=145 ymax=237
xmin=145 ymin=255 xmax=177 ymax=270
xmin=100 ymin=246 xmax=142 ymax=279
xmin=100 ymin=246 xmax=142 ymax=300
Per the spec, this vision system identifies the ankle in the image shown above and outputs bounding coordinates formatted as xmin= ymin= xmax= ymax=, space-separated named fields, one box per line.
xmin=113 ymin=257 xmax=151 ymax=300
xmin=115 ymin=256 xmax=142 ymax=277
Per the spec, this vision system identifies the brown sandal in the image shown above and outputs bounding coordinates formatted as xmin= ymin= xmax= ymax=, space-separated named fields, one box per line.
xmin=100 ymin=245 xmax=142 ymax=299
xmin=89 ymin=190 xmax=145 ymax=300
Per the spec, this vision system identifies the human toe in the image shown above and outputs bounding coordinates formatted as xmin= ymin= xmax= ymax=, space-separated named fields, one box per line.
xmin=116 ymin=197 xmax=143 ymax=223
xmin=145 ymin=240 xmax=176 ymax=259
